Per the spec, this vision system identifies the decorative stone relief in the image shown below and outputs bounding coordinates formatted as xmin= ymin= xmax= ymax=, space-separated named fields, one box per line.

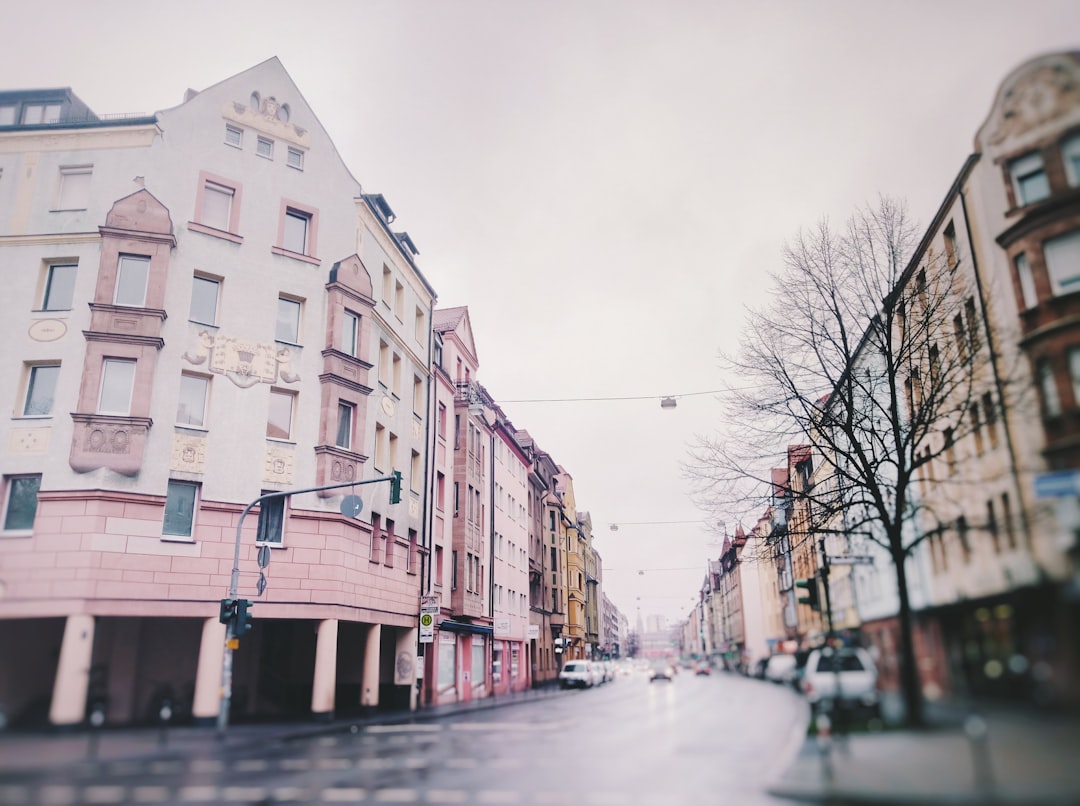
xmin=171 ymin=433 xmax=207 ymax=474
xmin=394 ymin=651 xmax=415 ymax=685
xmin=69 ymin=414 xmax=151 ymax=476
xmin=987 ymin=56 xmax=1080 ymax=146
xmin=8 ymin=427 xmax=50 ymax=453
xmin=412 ymin=420 xmax=422 ymax=441
xmin=409 ymin=498 xmax=420 ymax=519
xmin=183 ymin=330 xmax=300 ymax=388
xmin=263 ymin=443 xmax=295 ymax=485
xmin=28 ymin=319 xmax=67 ymax=342
xmin=380 ymin=396 xmax=396 ymax=417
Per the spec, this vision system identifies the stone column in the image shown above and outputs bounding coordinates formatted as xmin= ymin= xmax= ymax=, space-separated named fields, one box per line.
xmin=49 ymin=614 xmax=95 ymax=727
xmin=360 ymin=624 xmax=381 ymax=709
xmin=191 ymin=618 xmax=226 ymax=725
xmin=311 ymin=619 xmax=339 ymax=720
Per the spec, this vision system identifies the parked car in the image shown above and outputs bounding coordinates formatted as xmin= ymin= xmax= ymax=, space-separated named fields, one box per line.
xmin=559 ymin=661 xmax=594 ymax=689
xmin=800 ymin=646 xmax=880 ymax=716
xmin=764 ymin=653 xmax=798 ymax=685
xmin=694 ymin=661 xmax=711 ymax=676
xmin=648 ymin=661 xmax=674 ymax=682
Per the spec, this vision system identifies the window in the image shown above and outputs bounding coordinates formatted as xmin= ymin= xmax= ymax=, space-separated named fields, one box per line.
xmin=382 ymin=266 xmax=393 ymax=304
xmin=384 ymin=519 xmax=395 ymax=568
xmin=225 ymin=125 xmax=242 ymax=148
xmin=957 ymin=516 xmax=970 ymax=563
xmin=394 ymin=281 xmax=405 ymax=320
xmin=283 ymin=208 xmax=310 ymax=255
xmin=452 ymin=549 xmax=458 ymax=590
xmin=953 ymin=314 xmax=968 ymax=362
xmin=1002 ymin=493 xmax=1017 ymax=549
xmin=970 ymin=404 xmax=984 ymax=456
xmin=256 ymin=136 xmax=273 ymax=159
xmin=411 ymin=450 xmax=421 ymax=492
xmin=286 ymin=147 xmax=304 ymax=170
xmin=0 ymin=105 xmax=15 ymax=125
xmin=943 ymin=427 xmax=956 ymax=474
xmin=99 ymin=358 xmax=136 ymax=414
xmin=22 ymin=103 xmax=61 ymax=124
xmin=1070 ymin=348 xmax=1080 ymax=408
xmin=453 ymin=482 xmax=460 ymax=516
xmin=435 ymin=544 xmax=444 ymax=586
xmin=56 ymin=166 xmax=91 ymax=210
xmin=413 ymin=376 xmax=424 ymax=415
xmin=1039 ymin=359 xmax=1061 ymax=417
xmin=392 ymin=354 xmax=402 ymax=396
xmin=379 ymin=341 xmax=391 ymax=385
xmin=415 ymin=307 xmax=425 ymax=343
xmin=342 ymin=311 xmax=360 ymax=357
xmin=983 ymin=392 xmax=999 ymax=449
xmin=177 ymin=373 xmax=209 ymax=427
xmin=1015 ymin=253 xmax=1038 ymax=309
xmin=163 ymin=480 xmax=198 ymax=538
xmin=1044 ymin=230 xmax=1080 ymax=296
xmin=43 ymin=263 xmax=76 ymax=311
xmin=275 ymin=296 xmax=301 ymax=344
xmin=436 ymin=472 xmax=445 ymax=510
xmin=389 ymin=432 xmax=399 ymax=472
xmin=4 ymin=475 xmax=41 ymax=531
xmin=257 ymin=494 xmax=284 ymax=544
xmin=200 ymin=181 xmax=234 ymax=232
xmin=987 ymin=499 xmax=1000 ymax=554
xmin=336 ymin=401 xmax=355 ymax=449
xmin=374 ymin=424 xmax=388 ymax=471
xmin=1063 ymin=134 xmax=1080 ymax=186
xmin=267 ymin=389 xmax=295 ymax=440
xmin=438 ymin=403 xmax=447 ymax=439
xmin=407 ymin=529 xmax=418 ymax=574
xmin=23 ymin=364 xmax=59 ymax=416
xmin=943 ymin=221 xmax=959 ymax=268
xmin=1009 ymin=151 xmax=1050 ymax=206
xmin=115 ymin=255 xmax=149 ymax=307
xmin=370 ymin=513 xmax=382 ymax=563
xmin=965 ymin=297 xmax=980 ymax=353
xmin=189 ymin=276 xmax=219 ymax=325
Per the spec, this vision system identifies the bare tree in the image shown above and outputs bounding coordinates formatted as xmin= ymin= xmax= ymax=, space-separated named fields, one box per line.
xmin=688 ymin=197 xmax=1013 ymax=727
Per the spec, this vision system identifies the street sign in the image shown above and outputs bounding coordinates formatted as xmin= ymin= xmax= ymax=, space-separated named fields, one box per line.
xmin=257 ymin=545 xmax=271 ymax=569
xmin=1035 ymin=470 xmax=1080 ymax=499
xmin=828 ymin=555 xmax=875 ymax=566
xmin=256 ymin=573 xmax=267 ymax=595
xmin=339 ymin=494 xmax=364 ymax=518
xmin=419 ymin=593 xmax=439 ymax=644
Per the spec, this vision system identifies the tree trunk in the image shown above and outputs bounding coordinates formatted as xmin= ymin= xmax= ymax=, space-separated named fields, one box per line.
xmin=893 ymin=549 xmax=925 ymax=727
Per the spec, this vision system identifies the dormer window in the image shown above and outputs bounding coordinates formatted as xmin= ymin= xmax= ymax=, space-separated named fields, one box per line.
xmin=1009 ymin=151 xmax=1050 ymax=206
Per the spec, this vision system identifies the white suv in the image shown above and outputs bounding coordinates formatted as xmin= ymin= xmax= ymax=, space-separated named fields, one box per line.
xmin=800 ymin=646 xmax=879 ymax=715
xmin=559 ymin=661 xmax=594 ymax=689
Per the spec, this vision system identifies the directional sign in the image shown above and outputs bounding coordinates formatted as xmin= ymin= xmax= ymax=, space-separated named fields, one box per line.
xmin=828 ymin=555 xmax=876 ymax=566
xmin=1034 ymin=470 xmax=1080 ymax=499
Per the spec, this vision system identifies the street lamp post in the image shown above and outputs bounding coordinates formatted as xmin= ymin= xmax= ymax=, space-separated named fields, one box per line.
xmin=216 ymin=474 xmax=399 ymax=734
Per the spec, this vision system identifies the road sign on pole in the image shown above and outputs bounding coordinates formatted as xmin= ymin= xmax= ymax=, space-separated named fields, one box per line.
xmin=828 ymin=555 xmax=876 ymax=566
xmin=419 ymin=594 xmax=439 ymax=644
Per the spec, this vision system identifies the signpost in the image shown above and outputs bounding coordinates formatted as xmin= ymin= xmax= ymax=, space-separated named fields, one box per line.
xmin=827 ymin=555 xmax=876 ymax=566
xmin=420 ymin=594 xmax=439 ymax=644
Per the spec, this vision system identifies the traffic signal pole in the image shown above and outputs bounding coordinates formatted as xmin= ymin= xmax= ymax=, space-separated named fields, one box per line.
xmin=217 ymin=473 xmax=401 ymax=735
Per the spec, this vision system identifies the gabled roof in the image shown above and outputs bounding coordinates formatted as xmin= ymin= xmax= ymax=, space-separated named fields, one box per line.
xmin=434 ymin=305 xmax=479 ymax=366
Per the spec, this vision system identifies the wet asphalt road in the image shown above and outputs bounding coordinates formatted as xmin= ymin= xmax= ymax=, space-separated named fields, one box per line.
xmin=1 ymin=668 xmax=808 ymax=805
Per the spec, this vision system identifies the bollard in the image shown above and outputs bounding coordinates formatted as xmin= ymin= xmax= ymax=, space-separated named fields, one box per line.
xmin=964 ymin=713 xmax=997 ymax=801
xmin=158 ymin=698 xmax=173 ymax=749
xmin=86 ymin=701 xmax=106 ymax=761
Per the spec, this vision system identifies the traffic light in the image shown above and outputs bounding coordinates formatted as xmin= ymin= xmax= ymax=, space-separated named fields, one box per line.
xmin=219 ymin=598 xmax=237 ymax=625
xmin=795 ymin=578 xmax=821 ymax=612
xmin=390 ymin=470 xmax=403 ymax=504
xmin=235 ymin=599 xmax=254 ymax=635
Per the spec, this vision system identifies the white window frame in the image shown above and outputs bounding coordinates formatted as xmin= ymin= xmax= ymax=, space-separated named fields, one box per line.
xmin=336 ymin=401 xmax=355 ymax=450
xmin=1063 ymin=134 xmax=1080 ymax=187
xmin=1040 ymin=359 xmax=1062 ymax=418
xmin=286 ymin=147 xmax=304 ymax=170
xmin=23 ymin=363 xmax=60 ymax=417
xmin=22 ymin=103 xmax=61 ymax=124
xmin=1015 ymin=253 xmax=1038 ymax=309
xmin=256 ymin=493 xmax=286 ymax=545
xmin=342 ymin=310 xmax=360 ymax=357
xmin=256 ymin=136 xmax=274 ymax=159
xmin=283 ymin=208 xmax=310 ymax=255
xmin=200 ymin=181 xmax=234 ymax=231
xmin=3 ymin=474 xmax=41 ymax=532
xmin=189 ymin=275 xmax=220 ymax=325
xmin=267 ymin=388 xmax=296 ymax=441
xmin=275 ymin=296 xmax=302 ymax=344
xmin=163 ymin=480 xmax=199 ymax=539
xmin=177 ymin=373 xmax=209 ymax=428
xmin=98 ymin=358 xmax=136 ymax=415
xmin=1010 ymin=151 xmax=1050 ymax=207
xmin=1045 ymin=230 xmax=1080 ymax=297
xmin=43 ymin=262 xmax=77 ymax=311
xmin=225 ymin=125 xmax=242 ymax=148
xmin=114 ymin=254 xmax=149 ymax=307
xmin=55 ymin=165 xmax=92 ymax=211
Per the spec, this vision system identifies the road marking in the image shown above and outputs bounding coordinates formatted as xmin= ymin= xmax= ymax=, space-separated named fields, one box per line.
xmin=366 ymin=724 xmax=442 ymax=733
xmin=322 ymin=788 xmax=368 ymax=801
xmin=190 ymin=759 xmax=225 ymax=774
xmin=445 ymin=757 xmax=479 ymax=768
xmin=0 ymin=785 xmax=29 ymax=804
xmin=534 ymin=794 xmax=574 ymax=804
xmin=375 ymin=790 xmax=419 ymax=802
xmin=280 ymin=757 xmax=312 ymax=771
xmin=586 ymin=794 xmax=631 ymax=805
xmin=234 ymin=758 xmax=270 ymax=771
xmin=178 ymin=785 xmax=219 ymax=801
xmin=132 ymin=786 xmax=170 ymax=803
xmin=38 ymin=785 xmax=76 ymax=805
xmin=224 ymin=786 xmax=268 ymax=801
xmin=273 ymin=787 xmax=312 ymax=802
xmin=401 ymin=756 xmax=430 ymax=769
xmin=425 ymin=791 xmax=468 ymax=803
xmin=358 ymin=757 xmax=392 ymax=770
xmin=477 ymin=791 xmax=520 ymax=803
xmin=315 ymin=757 xmax=353 ymax=770
xmin=149 ymin=760 xmax=184 ymax=775
xmin=450 ymin=721 xmax=566 ymax=732
xmin=84 ymin=786 xmax=126 ymax=803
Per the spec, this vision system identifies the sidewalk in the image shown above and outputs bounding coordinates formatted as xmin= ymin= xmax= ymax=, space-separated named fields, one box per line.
xmin=0 ymin=684 xmax=567 ymax=776
xmin=768 ymin=700 xmax=1080 ymax=805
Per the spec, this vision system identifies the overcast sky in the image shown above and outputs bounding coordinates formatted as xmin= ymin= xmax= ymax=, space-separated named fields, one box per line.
xmin=5 ymin=1 xmax=1079 ymax=624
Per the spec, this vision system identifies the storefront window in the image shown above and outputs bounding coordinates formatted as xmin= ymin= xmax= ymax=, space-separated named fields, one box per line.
xmin=511 ymin=645 xmax=520 ymax=679
xmin=472 ymin=640 xmax=486 ymax=688
xmin=492 ymin=645 xmax=503 ymax=683
xmin=437 ymin=636 xmax=456 ymax=691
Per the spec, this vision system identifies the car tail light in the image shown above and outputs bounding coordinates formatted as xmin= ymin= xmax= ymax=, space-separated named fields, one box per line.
xmin=803 ymin=680 xmax=812 ymax=694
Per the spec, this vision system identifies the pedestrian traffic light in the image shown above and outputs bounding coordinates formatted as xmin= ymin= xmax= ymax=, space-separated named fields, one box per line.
xmin=219 ymin=598 xmax=237 ymax=625
xmin=235 ymin=599 xmax=254 ymax=635
xmin=795 ymin=578 xmax=821 ymax=612
xmin=390 ymin=470 xmax=402 ymax=504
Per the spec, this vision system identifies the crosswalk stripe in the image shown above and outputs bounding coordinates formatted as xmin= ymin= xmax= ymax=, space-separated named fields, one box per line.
xmin=234 ymin=759 xmax=270 ymax=771
xmin=84 ymin=786 xmax=126 ymax=803
xmin=39 ymin=785 xmax=76 ymax=805
xmin=178 ymin=785 xmax=219 ymax=802
xmin=366 ymin=724 xmax=442 ymax=733
xmin=132 ymin=786 xmax=170 ymax=803
xmin=316 ymin=757 xmax=353 ymax=770
xmin=224 ymin=786 xmax=267 ymax=801
xmin=280 ymin=757 xmax=312 ymax=770
xmin=190 ymin=759 xmax=225 ymax=773
xmin=375 ymin=790 xmax=419 ymax=802
xmin=424 ymin=791 xmax=468 ymax=803
xmin=273 ymin=787 xmax=313 ymax=801
xmin=322 ymin=788 xmax=367 ymax=801
xmin=477 ymin=791 xmax=520 ymax=803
